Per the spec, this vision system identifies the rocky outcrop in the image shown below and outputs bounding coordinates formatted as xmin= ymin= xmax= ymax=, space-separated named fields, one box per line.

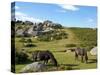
xmin=15 ymin=20 xmax=63 ymax=37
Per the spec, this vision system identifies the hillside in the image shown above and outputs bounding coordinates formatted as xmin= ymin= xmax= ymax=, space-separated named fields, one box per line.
xmin=15 ymin=27 xmax=97 ymax=52
xmin=68 ymin=28 xmax=97 ymax=50
xmin=15 ymin=28 xmax=79 ymax=52
xmin=15 ymin=27 xmax=97 ymax=73
xmin=13 ymin=19 xmax=97 ymax=73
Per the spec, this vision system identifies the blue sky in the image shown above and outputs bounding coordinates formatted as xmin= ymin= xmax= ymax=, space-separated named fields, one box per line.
xmin=12 ymin=2 xmax=97 ymax=28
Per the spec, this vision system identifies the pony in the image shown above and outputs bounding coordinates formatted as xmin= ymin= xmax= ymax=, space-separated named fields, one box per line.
xmin=75 ymin=47 xmax=88 ymax=63
xmin=32 ymin=50 xmax=58 ymax=66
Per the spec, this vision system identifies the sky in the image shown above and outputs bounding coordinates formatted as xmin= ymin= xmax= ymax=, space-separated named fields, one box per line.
xmin=11 ymin=2 xmax=97 ymax=28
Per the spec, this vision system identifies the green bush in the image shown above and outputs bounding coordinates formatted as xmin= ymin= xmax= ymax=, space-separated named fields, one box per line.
xmin=19 ymin=38 xmax=26 ymax=42
xmin=15 ymin=51 xmax=29 ymax=64
xmin=66 ymin=66 xmax=73 ymax=70
xmin=37 ymin=35 xmax=51 ymax=42
xmin=55 ymin=35 xmax=62 ymax=40
xmin=65 ymin=44 xmax=77 ymax=47
xmin=26 ymin=38 xmax=32 ymax=43
xmin=19 ymin=38 xmax=33 ymax=43
xmin=37 ymin=30 xmax=68 ymax=41
xmin=59 ymin=65 xmax=66 ymax=70
xmin=24 ymin=43 xmax=37 ymax=47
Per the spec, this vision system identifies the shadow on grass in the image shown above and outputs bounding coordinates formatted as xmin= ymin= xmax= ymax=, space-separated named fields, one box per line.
xmin=60 ymin=64 xmax=79 ymax=67
xmin=24 ymin=44 xmax=37 ymax=47
xmin=46 ymin=63 xmax=79 ymax=70
xmin=46 ymin=63 xmax=79 ymax=67
xmin=87 ymin=58 xmax=97 ymax=64
xmin=58 ymin=64 xmax=79 ymax=70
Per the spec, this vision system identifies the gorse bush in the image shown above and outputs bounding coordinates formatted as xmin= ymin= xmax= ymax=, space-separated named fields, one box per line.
xmin=15 ymin=50 xmax=29 ymax=64
xmin=65 ymin=44 xmax=77 ymax=47
xmin=37 ymin=35 xmax=51 ymax=41
xmin=19 ymin=38 xmax=26 ymax=42
xmin=55 ymin=35 xmax=62 ymax=40
xmin=66 ymin=66 xmax=73 ymax=70
xmin=19 ymin=38 xmax=32 ymax=43
xmin=26 ymin=39 xmax=32 ymax=43
xmin=37 ymin=30 xmax=68 ymax=41
xmin=24 ymin=43 xmax=37 ymax=47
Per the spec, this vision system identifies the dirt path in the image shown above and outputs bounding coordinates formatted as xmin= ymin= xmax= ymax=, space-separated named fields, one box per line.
xmin=60 ymin=28 xmax=80 ymax=44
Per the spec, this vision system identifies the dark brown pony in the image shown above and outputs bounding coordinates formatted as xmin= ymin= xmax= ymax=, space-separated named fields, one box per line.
xmin=32 ymin=50 xmax=58 ymax=66
xmin=75 ymin=47 xmax=88 ymax=63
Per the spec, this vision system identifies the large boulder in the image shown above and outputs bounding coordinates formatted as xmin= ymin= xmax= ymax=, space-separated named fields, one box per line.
xmin=16 ymin=29 xmax=24 ymax=37
xmin=90 ymin=47 xmax=97 ymax=55
xmin=20 ymin=62 xmax=46 ymax=73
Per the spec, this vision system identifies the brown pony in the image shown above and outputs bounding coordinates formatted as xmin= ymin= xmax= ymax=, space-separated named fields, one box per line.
xmin=75 ymin=47 xmax=88 ymax=63
xmin=32 ymin=50 xmax=58 ymax=66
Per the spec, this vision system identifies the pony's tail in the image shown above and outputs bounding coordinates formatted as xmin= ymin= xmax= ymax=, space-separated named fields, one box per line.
xmin=52 ymin=57 xmax=58 ymax=66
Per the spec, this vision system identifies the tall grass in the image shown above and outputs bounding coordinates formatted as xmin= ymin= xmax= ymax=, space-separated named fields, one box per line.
xmin=69 ymin=28 xmax=97 ymax=50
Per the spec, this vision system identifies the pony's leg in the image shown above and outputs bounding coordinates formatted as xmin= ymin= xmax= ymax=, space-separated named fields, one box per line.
xmin=43 ymin=60 xmax=48 ymax=65
xmin=85 ymin=55 xmax=88 ymax=63
xmin=81 ymin=56 xmax=84 ymax=63
xmin=75 ymin=52 xmax=78 ymax=61
xmin=34 ymin=57 xmax=37 ymax=62
xmin=45 ymin=60 xmax=48 ymax=64
xmin=43 ymin=60 xmax=46 ymax=64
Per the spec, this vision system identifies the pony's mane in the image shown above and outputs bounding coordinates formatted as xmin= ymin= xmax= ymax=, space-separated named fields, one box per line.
xmin=46 ymin=50 xmax=58 ymax=66
xmin=33 ymin=50 xmax=58 ymax=66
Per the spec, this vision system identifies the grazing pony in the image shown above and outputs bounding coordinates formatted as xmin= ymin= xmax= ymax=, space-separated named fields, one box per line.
xmin=75 ymin=47 xmax=88 ymax=63
xmin=32 ymin=50 xmax=58 ymax=66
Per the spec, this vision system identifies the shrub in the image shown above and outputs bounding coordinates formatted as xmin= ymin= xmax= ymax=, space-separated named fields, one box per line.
xmin=26 ymin=39 xmax=32 ymax=43
xmin=19 ymin=38 xmax=26 ymax=42
xmin=37 ymin=31 xmax=68 ymax=41
xmin=17 ymin=26 xmax=23 ymax=29
xmin=59 ymin=65 xmax=66 ymax=70
xmin=79 ymin=44 xmax=87 ymax=47
xmin=19 ymin=38 xmax=33 ymax=43
xmin=65 ymin=44 xmax=76 ymax=47
xmin=24 ymin=43 xmax=36 ymax=47
xmin=37 ymin=35 xmax=51 ymax=42
xmin=55 ymin=36 xmax=62 ymax=40
xmin=15 ymin=51 xmax=29 ymax=64
xmin=66 ymin=66 xmax=73 ymax=70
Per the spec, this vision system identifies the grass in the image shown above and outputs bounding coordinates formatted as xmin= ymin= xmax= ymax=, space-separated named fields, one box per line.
xmin=15 ymin=28 xmax=97 ymax=73
xmin=15 ymin=52 xmax=97 ymax=73
xmin=69 ymin=28 xmax=97 ymax=50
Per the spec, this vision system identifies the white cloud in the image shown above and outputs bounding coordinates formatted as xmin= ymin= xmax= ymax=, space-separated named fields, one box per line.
xmin=58 ymin=4 xmax=79 ymax=11
xmin=15 ymin=12 xmax=43 ymax=22
xmin=88 ymin=18 xmax=94 ymax=22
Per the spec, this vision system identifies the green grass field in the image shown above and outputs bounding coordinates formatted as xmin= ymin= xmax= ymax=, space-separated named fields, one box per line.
xmin=15 ymin=28 xmax=97 ymax=73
